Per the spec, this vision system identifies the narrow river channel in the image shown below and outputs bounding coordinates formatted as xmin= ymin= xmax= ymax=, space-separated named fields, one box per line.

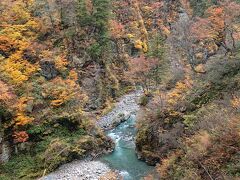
xmin=100 ymin=115 xmax=154 ymax=180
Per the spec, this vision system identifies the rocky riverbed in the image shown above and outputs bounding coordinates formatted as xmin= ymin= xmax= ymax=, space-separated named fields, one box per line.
xmin=41 ymin=91 xmax=142 ymax=180
xmin=97 ymin=90 xmax=142 ymax=130
xmin=40 ymin=160 xmax=110 ymax=180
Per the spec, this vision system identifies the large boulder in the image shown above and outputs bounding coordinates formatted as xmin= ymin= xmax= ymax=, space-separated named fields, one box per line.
xmin=40 ymin=59 xmax=58 ymax=80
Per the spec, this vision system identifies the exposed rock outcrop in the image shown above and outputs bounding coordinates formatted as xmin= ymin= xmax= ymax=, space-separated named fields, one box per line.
xmin=40 ymin=59 xmax=58 ymax=80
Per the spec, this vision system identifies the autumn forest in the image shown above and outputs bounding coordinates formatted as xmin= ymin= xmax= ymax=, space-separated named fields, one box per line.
xmin=0 ymin=0 xmax=240 ymax=179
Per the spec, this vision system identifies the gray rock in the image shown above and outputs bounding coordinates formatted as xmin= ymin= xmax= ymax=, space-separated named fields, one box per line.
xmin=40 ymin=160 xmax=111 ymax=180
xmin=25 ymin=99 xmax=34 ymax=113
xmin=39 ymin=59 xmax=58 ymax=80
xmin=97 ymin=90 xmax=142 ymax=130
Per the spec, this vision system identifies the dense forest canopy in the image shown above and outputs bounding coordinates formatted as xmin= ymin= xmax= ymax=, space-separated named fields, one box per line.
xmin=0 ymin=0 xmax=240 ymax=179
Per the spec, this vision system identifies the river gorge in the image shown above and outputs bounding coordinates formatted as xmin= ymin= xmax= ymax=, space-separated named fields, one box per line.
xmin=42 ymin=91 xmax=154 ymax=180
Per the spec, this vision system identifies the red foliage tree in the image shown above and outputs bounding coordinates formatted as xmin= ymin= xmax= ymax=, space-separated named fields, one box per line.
xmin=126 ymin=55 xmax=158 ymax=92
xmin=13 ymin=131 xmax=29 ymax=143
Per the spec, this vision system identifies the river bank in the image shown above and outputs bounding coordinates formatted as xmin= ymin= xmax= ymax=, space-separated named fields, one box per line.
xmin=40 ymin=160 xmax=110 ymax=180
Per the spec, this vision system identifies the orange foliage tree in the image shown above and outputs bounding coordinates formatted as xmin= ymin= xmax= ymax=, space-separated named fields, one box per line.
xmin=190 ymin=1 xmax=240 ymax=55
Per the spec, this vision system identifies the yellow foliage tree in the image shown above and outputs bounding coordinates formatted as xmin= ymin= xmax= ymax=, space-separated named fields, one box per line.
xmin=55 ymin=55 xmax=68 ymax=72
xmin=167 ymin=76 xmax=192 ymax=106
xmin=231 ymin=96 xmax=240 ymax=110
xmin=14 ymin=96 xmax=34 ymax=126
xmin=0 ymin=50 xmax=37 ymax=85
xmin=42 ymin=74 xmax=87 ymax=108
xmin=0 ymin=0 xmax=40 ymax=86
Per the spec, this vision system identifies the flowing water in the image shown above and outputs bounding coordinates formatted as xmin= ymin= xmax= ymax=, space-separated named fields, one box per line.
xmin=42 ymin=91 xmax=154 ymax=180
xmin=100 ymin=115 xmax=154 ymax=180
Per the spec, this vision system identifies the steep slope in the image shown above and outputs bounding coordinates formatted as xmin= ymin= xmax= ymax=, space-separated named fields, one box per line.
xmin=135 ymin=1 xmax=240 ymax=179
xmin=0 ymin=0 xmax=117 ymax=178
xmin=0 ymin=0 xmax=175 ymax=178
